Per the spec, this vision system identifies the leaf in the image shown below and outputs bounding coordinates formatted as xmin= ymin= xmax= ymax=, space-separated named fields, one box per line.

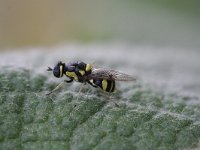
xmin=0 ymin=69 xmax=200 ymax=150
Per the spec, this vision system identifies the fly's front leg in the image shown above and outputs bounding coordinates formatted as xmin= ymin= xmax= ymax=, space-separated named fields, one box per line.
xmin=65 ymin=78 xmax=73 ymax=83
xmin=46 ymin=78 xmax=74 ymax=96
xmin=46 ymin=81 xmax=65 ymax=96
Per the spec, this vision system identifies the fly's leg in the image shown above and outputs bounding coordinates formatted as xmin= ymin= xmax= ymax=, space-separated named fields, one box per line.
xmin=99 ymin=90 xmax=119 ymax=107
xmin=46 ymin=81 xmax=65 ymax=96
xmin=65 ymin=78 xmax=74 ymax=83
xmin=76 ymin=83 xmax=84 ymax=100
xmin=87 ymin=80 xmax=98 ymax=88
xmin=76 ymin=81 xmax=96 ymax=100
xmin=46 ymin=78 xmax=73 ymax=95
xmin=85 ymin=88 xmax=92 ymax=99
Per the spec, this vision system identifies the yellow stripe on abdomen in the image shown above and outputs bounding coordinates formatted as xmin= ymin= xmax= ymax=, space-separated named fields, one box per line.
xmin=102 ymin=79 xmax=108 ymax=91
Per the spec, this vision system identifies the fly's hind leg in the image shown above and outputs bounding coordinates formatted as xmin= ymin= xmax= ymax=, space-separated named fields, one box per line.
xmin=87 ymin=80 xmax=98 ymax=88
xmin=99 ymin=90 xmax=119 ymax=107
xmin=76 ymin=83 xmax=85 ymax=100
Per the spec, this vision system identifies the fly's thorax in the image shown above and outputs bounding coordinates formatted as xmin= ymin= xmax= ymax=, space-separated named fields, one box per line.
xmin=64 ymin=62 xmax=92 ymax=82
xmin=85 ymin=64 xmax=92 ymax=74
xmin=64 ymin=66 xmax=85 ymax=82
xmin=79 ymin=70 xmax=85 ymax=76
xmin=65 ymin=71 xmax=78 ymax=81
xmin=64 ymin=64 xmax=77 ymax=80
xmin=77 ymin=62 xmax=92 ymax=75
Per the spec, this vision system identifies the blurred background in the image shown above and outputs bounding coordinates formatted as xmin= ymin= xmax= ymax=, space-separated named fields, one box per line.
xmin=0 ymin=0 xmax=200 ymax=49
xmin=0 ymin=0 xmax=200 ymax=98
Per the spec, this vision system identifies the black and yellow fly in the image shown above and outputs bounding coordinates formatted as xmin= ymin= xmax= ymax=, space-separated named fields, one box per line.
xmin=47 ymin=61 xmax=135 ymax=95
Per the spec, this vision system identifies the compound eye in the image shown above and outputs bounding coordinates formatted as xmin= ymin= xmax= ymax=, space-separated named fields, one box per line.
xmin=53 ymin=64 xmax=60 ymax=78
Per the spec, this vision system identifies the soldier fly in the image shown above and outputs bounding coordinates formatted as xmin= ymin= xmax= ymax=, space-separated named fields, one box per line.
xmin=46 ymin=61 xmax=135 ymax=95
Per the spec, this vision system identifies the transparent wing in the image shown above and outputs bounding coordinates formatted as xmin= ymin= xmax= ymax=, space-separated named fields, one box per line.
xmin=88 ymin=67 xmax=136 ymax=81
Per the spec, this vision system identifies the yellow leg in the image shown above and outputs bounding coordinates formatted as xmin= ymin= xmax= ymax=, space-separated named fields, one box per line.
xmin=76 ymin=83 xmax=84 ymax=100
xmin=100 ymin=90 xmax=119 ymax=107
xmin=46 ymin=81 xmax=65 ymax=96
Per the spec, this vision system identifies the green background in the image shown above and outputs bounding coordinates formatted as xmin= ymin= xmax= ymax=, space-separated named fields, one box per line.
xmin=0 ymin=69 xmax=200 ymax=150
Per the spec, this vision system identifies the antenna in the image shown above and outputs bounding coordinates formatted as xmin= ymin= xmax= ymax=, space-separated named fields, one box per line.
xmin=47 ymin=67 xmax=53 ymax=71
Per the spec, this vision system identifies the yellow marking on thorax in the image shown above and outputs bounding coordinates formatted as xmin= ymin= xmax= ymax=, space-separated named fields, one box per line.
xmin=102 ymin=79 xmax=108 ymax=91
xmin=60 ymin=65 xmax=63 ymax=77
xmin=79 ymin=70 xmax=85 ymax=76
xmin=66 ymin=71 xmax=78 ymax=81
xmin=86 ymin=64 xmax=91 ymax=72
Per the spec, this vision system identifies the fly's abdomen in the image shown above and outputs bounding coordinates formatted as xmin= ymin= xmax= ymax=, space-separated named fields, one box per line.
xmin=93 ymin=79 xmax=115 ymax=92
